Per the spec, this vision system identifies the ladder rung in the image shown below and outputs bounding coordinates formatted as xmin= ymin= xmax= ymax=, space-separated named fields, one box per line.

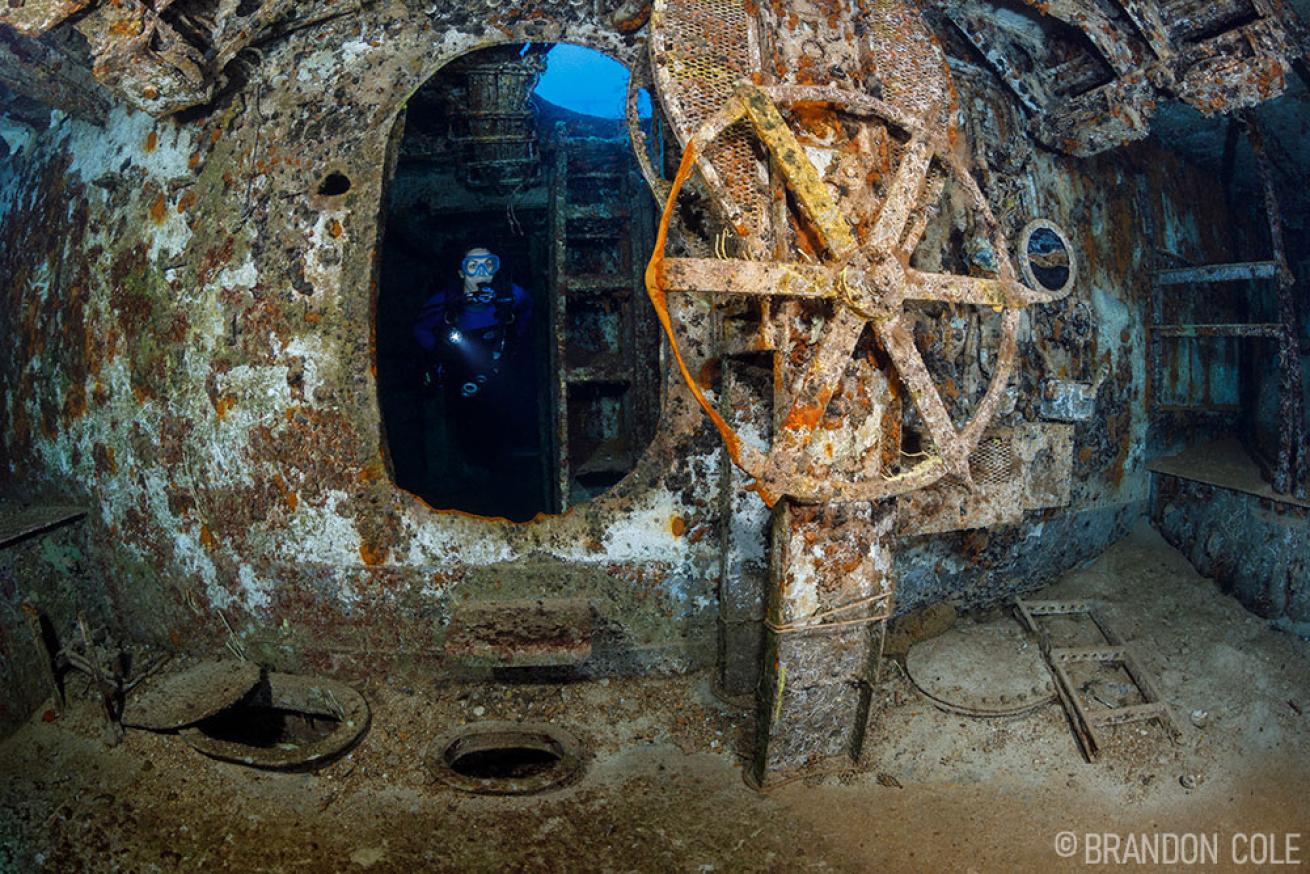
xmin=574 ymin=447 xmax=636 ymax=476
xmin=1050 ymin=646 xmax=1128 ymax=663
xmin=1152 ymin=323 xmax=1280 ymax=338
xmin=566 ymin=365 xmax=631 ymax=385
xmin=1154 ymin=260 xmax=1277 ymax=285
xmin=1087 ymin=702 xmax=1169 ymax=727
xmin=568 ymin=171 xmax=626 ymax=182
xmin=565 ymin=227 xmax=625 ymax=241
xmin=566 ymin=204 xmax=629 ymax=221
xmin=564 ymin=274 xmax=632 ymax=294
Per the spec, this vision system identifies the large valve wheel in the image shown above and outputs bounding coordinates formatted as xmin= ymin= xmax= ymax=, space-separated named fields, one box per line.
xmin=645 ymin=82 xmax=1059 ymax=506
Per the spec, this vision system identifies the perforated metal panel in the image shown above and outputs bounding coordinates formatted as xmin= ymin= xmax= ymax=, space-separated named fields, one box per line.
xmin=969 ymin=435 xmax=1016 ymax=487
xmin=649 ymin=0 xmax=771 ymax=241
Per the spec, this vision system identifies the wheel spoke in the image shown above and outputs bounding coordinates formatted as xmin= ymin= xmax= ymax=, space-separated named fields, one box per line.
xmin=868 ymin=134 xmax=934 ymax=253
xmin=906 ymin=271 xmax=1008 ymax=307
xmin=958 ymin=308 xmax=1021 ymax=447
xmin=769 ymin=307 xmax=867 ymax=459
xmin=874 ymin=313 xmax=968 ymax=471
xmin=661 ymin=258 xmax=839 ymax=298
xmin=737 ymin=85 xmax=859 ymax=258
xmin=905 ymin=270 xmax=1059 ymax=308
xmin=899 ymin=166 xmax=947 ymax=258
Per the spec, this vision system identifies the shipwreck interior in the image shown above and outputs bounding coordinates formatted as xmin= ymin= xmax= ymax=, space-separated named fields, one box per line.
xmin=1 ymin=0 xmax=1309 ymax=869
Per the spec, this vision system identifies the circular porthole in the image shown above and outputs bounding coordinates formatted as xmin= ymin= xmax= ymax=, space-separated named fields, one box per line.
xmin=1018 ymin=219 xmax=1076 ymax=300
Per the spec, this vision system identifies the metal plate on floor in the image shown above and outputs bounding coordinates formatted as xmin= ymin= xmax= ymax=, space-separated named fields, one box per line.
xmin=122 ymin=660 xmax=261 ymax=730
xmin=905 ymin=618 xmax=1055 ymax=717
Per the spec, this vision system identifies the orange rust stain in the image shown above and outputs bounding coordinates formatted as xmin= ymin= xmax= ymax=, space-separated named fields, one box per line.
xmin=670 ymin=515 xmax=687 ymax=537
xmin=142 ymin=86 xmax=158 ymax=100
xmin=328 ymin=220 xmax=343 ymax=239
xmin=783 ymin=403 xmax=824 ymax=431
xmin=1078 ymin=446 xmax=1094 ymax=462
xmin=144 ymin=131 xmax=158 ymax=152
xmin=176 ymin=191 xmax=198 ymax=214
xmin=199 ymin=524 xmax=217 ymax=551
xmin=305 ymin=311 xmax=322 ymax=324
xmin=209 ymin=127 xmax=223 ymax=144
xmin=359 ymin=542 xmax=388 ymax=566
xmin=148 ymin=195 xmax=167 ymax=225
xmin=213 ymin=395 xmax=236 ymax=420
xmin=188 ymin=151 xmax=202 ymax=171
xmin=790 ymin=104 xmax=841 ymax=139
xmin=132 ymin=385 xmax=150 ymax=404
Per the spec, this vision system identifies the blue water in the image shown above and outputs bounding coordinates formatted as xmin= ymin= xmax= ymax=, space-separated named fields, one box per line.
xmin=532 ymin=44 xmax=651 ymax=120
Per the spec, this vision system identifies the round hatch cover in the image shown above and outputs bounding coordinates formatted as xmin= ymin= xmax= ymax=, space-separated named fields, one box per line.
xmin=179 ymin=672 xmax=370 ymax=770
xmin=122 ymin=660 xmax=261 ymax=730
xmin=905 ymin=617 xmax=1055 ymax=717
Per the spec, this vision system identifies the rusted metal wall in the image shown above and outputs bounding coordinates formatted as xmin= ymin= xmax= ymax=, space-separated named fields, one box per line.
xmin=892 ymin=59 xmax=1251 ymax=615
xmin=0 ymin=5 xmax=729 ymax=694
xmin=0 ymin=0 xmax=1272 ymax=725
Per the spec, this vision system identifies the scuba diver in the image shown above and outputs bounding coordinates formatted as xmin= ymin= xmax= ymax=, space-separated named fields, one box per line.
xmin=412 ymin=246 xmax=533 ymax=474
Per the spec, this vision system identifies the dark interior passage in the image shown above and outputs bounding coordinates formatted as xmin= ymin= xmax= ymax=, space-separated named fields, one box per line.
xmin=376 ymin=44 xmax=662 ymax=520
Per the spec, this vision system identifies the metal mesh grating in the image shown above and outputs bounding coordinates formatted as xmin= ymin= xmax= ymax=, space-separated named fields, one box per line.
xmin=969 ymin=435 xmax=1016 ymax=487
xmin=651 ymin=0 xmax=770 ymax=239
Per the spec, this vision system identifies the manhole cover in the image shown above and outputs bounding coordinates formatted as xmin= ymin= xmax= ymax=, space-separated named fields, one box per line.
xmin=426 ymin=721 xmax=584 ymax=795
xmin=122 ymin=660 xmax=261 ymax=730
xmin=905 ymin=616 xmax=1055 ymax=717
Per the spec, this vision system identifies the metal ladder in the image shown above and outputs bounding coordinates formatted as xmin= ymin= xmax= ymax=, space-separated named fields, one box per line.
xmin=546 ymin=126 xmax=659 ymax=511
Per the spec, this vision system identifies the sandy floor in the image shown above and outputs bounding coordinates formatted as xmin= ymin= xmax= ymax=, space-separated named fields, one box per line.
xmin=1 ymin=521 xmax=1307 ymax=872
